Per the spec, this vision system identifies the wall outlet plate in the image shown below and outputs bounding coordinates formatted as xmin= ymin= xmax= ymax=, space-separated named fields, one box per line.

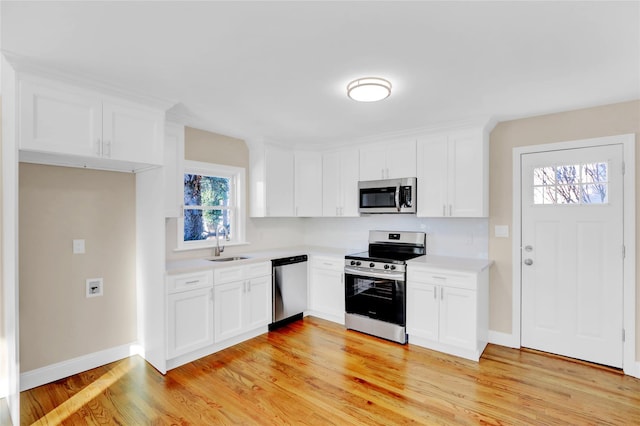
xmin=495 ymin=225 xmax=509 ymax=238
xmin=86 ymin=278 xmax=103 ymax=298
xmin=73 ymin=239 xmax=85 ymax=254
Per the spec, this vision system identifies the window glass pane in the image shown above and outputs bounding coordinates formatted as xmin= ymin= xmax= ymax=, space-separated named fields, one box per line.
xmin=556 ymin=185 xmax=580 ymax=204
xmin=583 ymin=162 xmax=607 ymax=183
xmin=555 ymin=165 xmax=579 ymax=184
xmin=582 ymin=184 xmax=608 ymax=204
xmin=533 ymin=167 xmax=555 ymax=185
xmin=184 ymin=174 xmax=230 ymax=207
xmin=533 ymin=187 xmax=544 ymax=205
xmin=184 ymin=209 xmax=232 ymax=242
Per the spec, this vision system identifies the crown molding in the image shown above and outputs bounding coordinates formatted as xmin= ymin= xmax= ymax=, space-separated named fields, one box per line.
xmin=2 ymin=51 xmax=176 ymax=111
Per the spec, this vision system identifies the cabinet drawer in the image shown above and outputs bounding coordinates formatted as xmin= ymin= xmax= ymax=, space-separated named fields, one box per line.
xmin=244 ymin=261 xmax=272 ymax=279
xmin=310 ymin=256 xmax=343 ymax=271
xmin=214 ymin=261 xmax=272 ymax=285
xmin=408 ymin=268 xmax=476 ymax=290
xmin=214 ymin=266 xmax=245 ymax=285
xmin=167 ymin=270 xmax=213 ymax=293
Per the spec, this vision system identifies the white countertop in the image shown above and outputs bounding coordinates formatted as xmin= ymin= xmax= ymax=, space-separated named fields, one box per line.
xmin=407 ymin=255 xmax=493 ymax=273
xmin=165 ymin=245 xmax=356 ymax=275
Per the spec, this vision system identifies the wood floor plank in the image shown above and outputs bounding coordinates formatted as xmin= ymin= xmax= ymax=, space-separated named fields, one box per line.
xmin=21 ymin=317 xmax=640 ymax=425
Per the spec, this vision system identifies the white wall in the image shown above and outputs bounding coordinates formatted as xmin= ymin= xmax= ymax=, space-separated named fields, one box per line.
xmin=302 ymin=216 xmax=488 ymax=258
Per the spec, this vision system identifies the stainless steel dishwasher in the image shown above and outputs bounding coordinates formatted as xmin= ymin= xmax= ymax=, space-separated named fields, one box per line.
xmin=269 ymin=255 xmax=308 ymax=330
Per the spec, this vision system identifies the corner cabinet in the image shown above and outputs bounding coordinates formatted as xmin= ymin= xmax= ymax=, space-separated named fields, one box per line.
xmin=213 ymin=262 xmax=272 ymax=342
xmin=166 ymin=270 xmax=214 ymax=359
xmin=250 ymin=143 xmax=295 ymax=217
xmin=359 ymin=138 xmax=416 ymax=181
xmin=18 ymin=75 xmax=165 ymax=172
xmin=416 ymin=128 xmax=488 ymax=217
xmin=406 ymin=264 xmax=489 ymax=361
xmin=322 ymin=148 xmax=360 ymax=217
xmin=308 ymin=256 xmax=345 ymax=324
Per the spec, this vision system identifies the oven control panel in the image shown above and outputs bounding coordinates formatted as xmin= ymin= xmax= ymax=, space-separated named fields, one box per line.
xmin=344 ymin=259 xmax=405 ymax=273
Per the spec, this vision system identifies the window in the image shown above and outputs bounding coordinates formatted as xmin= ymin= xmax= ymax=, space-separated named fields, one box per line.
xmin=178 ymin=161 xmax=246 ymax=249
xmin=533 ymin=162 xmax=608 ymax=205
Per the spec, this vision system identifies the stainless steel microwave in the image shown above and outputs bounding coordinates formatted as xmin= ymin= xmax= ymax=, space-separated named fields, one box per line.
xmin=358 ymin=177 xmax=416 ymax=214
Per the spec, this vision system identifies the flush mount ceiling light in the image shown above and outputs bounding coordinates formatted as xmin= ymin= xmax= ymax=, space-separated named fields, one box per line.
xmin=347 ymin=77 xmax=392 ymax=102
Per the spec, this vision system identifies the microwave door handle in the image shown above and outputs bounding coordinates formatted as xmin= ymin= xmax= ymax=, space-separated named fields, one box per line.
xmin=395 ymin=184 xmax=401 ymax=211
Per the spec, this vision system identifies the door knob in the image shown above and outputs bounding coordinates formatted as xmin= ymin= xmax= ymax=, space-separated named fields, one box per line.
xmin=524 ymin=258 xmax=533 ymax=266
xmin=524 ymin=245 xmax=533 ymax=252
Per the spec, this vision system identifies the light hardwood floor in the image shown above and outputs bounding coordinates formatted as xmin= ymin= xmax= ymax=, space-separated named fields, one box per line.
xmin=21 ymin=317 xmax=640 ymax=425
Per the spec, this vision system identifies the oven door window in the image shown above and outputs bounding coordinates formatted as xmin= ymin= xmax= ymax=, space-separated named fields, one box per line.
xmin=345 ymin=274 xmax=405 ymax=325
xmin=359 ymin=187 xmax=396 ymax=208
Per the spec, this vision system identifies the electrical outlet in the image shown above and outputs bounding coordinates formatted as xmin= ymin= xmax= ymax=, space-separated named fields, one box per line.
xmin=495 ymin=225 xmax=509 ymax=238
xmin=86 ymin=278 xmax=103 ymax=298
xmin=73 ymin=239 xmax=85 ymax=254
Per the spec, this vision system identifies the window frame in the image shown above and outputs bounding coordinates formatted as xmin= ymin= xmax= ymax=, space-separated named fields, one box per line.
xmin=177 ymin=160 xmax=247 ymax=251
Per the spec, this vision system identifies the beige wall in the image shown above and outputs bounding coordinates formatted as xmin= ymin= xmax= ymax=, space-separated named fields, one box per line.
xmin=185 ymin=126 xmax=249 ymax=168
xmin=489 ymin=100 xmax=640 ymax=357
xmin=19 ymin=163 xmax=137 ymax=371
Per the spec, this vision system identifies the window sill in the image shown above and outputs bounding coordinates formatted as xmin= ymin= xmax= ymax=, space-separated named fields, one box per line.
xmin=173 ymin=241 xmax=251 ymax=253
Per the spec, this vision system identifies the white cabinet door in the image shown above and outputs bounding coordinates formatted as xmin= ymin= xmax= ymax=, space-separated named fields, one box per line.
xmin=339 ymin=148 xmax=360 ymax=217
xmin=214 ymin=281 xmax=244 ymax=342
xmin=439 ymin=286 xmax=476 ymax=349
xmin=322 ymin=151 xmax=340 ymax=217
xmin=294 ymin=151 xmax=322 ymax=217
xmin=309 ymin=265 xmax=344 ymax=322
xmin=322 ymin=148 xmax=360 ymax=217
xmin=245 ymin=275 xmax=272 ymax=330
xmin=417 ymin=135 xmax=448 ymax=217
xmin=416 ymin=129 xmax=487 ymax=217
xmin=164 ymin=123 xmax=185 ymax=218
xmin=265 ymin=145 xmax=295 ymax=217
xmin=406 ymin=282 xmax=439 ymax=341
xmin=448 ymin=131 xmax=485 ymax=217
xmin=359 ymin=144 xmax=387 ymax=181
xmin=167 ymin=287 xmax=214 ymax=358
xmin=103 ymin=99 xmax=164 ymax=165
xmin=19 ymin=78 xmax=102 ymax=157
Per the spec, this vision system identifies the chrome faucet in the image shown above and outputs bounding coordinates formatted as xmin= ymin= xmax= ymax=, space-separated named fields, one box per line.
xmin=214 ymin=224 xmax=227 ymax=257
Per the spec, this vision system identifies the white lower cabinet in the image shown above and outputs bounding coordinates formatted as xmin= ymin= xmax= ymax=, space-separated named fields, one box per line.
xmin=214 ymin=262 xmax=272 ymax=342
xmin=166 ymin=270 xmax=214 ymax=359
xmin=308 ymin=256 xmax=345 ymax=324
xmin=406 ymin=265 xmax=488 ymax=361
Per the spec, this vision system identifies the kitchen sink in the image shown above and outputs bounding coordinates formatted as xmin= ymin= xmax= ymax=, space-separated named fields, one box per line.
xmin=207 ymin=256 xmax=250 ymax=262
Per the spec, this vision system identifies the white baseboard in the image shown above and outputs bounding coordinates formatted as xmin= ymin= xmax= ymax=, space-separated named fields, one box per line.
xmin=20 ymin=342 xmax=136 ymax=391
xmin=488 ymin=330 xmax=519 ymax=348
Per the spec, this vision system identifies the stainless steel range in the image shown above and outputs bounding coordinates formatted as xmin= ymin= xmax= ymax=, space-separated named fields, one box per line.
xmin=344 ymin=230 xmax=426 ymax=344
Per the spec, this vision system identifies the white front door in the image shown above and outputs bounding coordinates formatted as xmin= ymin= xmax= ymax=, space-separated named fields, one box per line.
xmin=521 ymin=144 xmax=624 ymax=368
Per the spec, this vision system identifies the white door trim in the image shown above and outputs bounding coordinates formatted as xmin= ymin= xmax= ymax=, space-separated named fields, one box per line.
xmin=512 ymin=134 xmax=636 ymax=377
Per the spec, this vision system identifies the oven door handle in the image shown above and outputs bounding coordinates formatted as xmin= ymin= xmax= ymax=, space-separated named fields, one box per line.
xmin=344 ymin=266 xmax=405 ymax=281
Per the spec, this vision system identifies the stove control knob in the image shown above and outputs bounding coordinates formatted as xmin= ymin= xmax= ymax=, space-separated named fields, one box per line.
xmin=350 ymin=260 xmax=356 ymax=266
xmin=384 ymin=264 xmax=390 ymax=270
xmin=356 ymin=261 xmax=362 ymax=266
xmin=390 ymin=265 xmax=396 ymax=270
xmin=369 ymin=262 xmax=375 ymax=268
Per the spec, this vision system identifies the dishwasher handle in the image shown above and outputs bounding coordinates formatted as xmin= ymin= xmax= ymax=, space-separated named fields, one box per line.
xmin=271 ymin=254 xmax=308 ymax=267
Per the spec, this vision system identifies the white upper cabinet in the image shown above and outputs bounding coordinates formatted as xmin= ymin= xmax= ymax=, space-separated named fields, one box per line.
xmin=322 ymin=148 xmax=359 ymax=217
xmin=294 ymin=151 xmax=323 ymax=217
xmin=164 ymin=123 xmax=185 ymax=218
xmin=359 ymin=138 xmax=416 ymax=181
xmin=18 ymin=75 xmax=164 ymax=171
xmin=417 ymin=128 xmax=488 ymax=217
xmin=250 ymin=143 xmax=295 ymax=217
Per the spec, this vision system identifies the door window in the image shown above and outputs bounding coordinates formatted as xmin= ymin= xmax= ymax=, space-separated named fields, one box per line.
xmin=533 ymin=162 xmax=608 ymax=205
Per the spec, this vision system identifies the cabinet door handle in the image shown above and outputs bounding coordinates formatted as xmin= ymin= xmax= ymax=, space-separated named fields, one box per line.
xmin=433 ymin=288 xmax=437 ymax=299
xmin=442 ymin=205 xmax=446 ymax=216
xmin=104 ymin=140 xmax=111 ymax=158
xmin=381 ymin=169 xmax=385 ymax=179
xmin=185 ymin=280 xmax=199 ymax=285
xmin=440 ymin=287 xmax=444 ymax=300
xmin=96 ymin=138 xmax=102 ymax=156
xmin=449 ymin=204 xmax=452 ymax=216
xmin=247 ymin=281 xmax=251 ymax=292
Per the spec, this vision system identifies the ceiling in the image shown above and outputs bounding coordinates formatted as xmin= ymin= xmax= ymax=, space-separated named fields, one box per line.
xmin=2 ymin=1 xmax=639 ymax=148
